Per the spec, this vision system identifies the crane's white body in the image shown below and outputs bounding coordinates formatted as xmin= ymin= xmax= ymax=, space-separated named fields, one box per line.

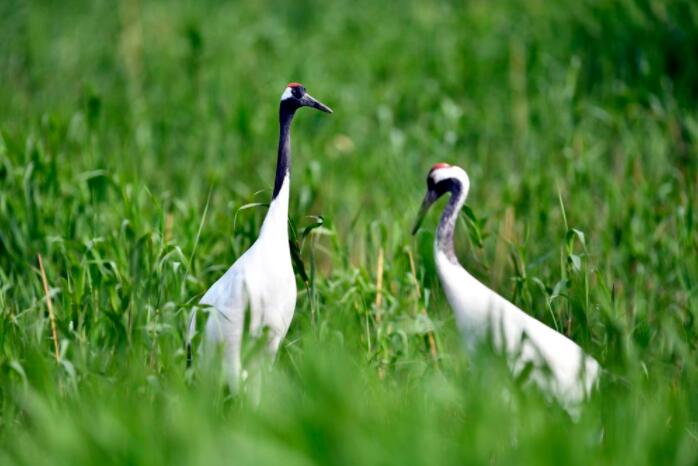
xmin=199 ymin=175 xmax=296 ymax=388
xmin=435 ymin=249 xmax=599 ymax=408
xmin=423 ymin=165 xmax=600 ymax=410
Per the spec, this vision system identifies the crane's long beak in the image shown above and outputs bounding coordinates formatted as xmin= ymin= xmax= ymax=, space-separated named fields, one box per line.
xmin=411 ymin=190 xmax=438 ymax=235
xmin=300 ymin=93 xmax=333 ymax=113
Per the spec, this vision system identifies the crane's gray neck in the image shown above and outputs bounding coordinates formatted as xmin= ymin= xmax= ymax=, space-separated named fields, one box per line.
xmin=272 ymin=106 xmax=296 ymax=199
xmin=437 ymin=179 xmax=466 ymax=264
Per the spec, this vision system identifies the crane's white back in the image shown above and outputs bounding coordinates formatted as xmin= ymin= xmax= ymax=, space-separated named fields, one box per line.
xmin=435 ymin=249 xmax=600 ymax=408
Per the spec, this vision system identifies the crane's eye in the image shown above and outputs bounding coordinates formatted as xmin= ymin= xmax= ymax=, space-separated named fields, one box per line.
xmin=291 ymin=86 xmax=305 ymax=98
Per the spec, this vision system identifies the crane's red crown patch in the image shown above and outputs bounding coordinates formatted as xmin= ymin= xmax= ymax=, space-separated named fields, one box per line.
xmin=287 ymin=82 xmax=303 ymax=88
xmin=431 ymin=162 xmax=451 ymax=171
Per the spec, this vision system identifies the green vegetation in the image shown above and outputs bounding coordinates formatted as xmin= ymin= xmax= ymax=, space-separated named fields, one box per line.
xmin=1 ymin=0 xmax=697 ymax=464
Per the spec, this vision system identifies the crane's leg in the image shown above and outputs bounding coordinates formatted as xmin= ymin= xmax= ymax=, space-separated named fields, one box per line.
xmin=266 ymin=331 xmax=283 ymax=358
xmin=239 ymin=325 xmax=284 ymax=406
xmin=204 ymin=309 xmax=243 ymax=395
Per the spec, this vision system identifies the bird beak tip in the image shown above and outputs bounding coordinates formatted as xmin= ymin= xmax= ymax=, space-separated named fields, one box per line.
xmin=317 ymin=102 xmax=333 ymax=114
xmin=411 ymin=191 xmax=436 ymax=236
xmin=411 ymin=214 xmax=424 ymax=236
xmin=304 ymin=94 xmax=333 ymax=114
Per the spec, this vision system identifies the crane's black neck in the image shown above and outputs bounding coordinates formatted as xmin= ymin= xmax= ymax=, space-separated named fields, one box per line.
xmin=437 ymin=179 xmax=465 ymax=264
xmin=272 ymin=105 xmax=297 ymax=199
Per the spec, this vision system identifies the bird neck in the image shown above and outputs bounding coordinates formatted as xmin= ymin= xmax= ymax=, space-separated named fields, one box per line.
xmin=273 ymin=106 xmax=296 ymax=200
xmin=260 ymin=106 xmax=295 ymax=242
xmin=437 ymin=180 xmax=466 ymax=264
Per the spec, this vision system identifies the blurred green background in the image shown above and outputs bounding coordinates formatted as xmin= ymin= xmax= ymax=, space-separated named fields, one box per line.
xmin=1 ymin=0 xmax=697 ymax=464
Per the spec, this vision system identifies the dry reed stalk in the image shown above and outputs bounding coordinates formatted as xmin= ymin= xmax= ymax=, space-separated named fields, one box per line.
xmin=38 ymin=254 xmax=60 ymax=363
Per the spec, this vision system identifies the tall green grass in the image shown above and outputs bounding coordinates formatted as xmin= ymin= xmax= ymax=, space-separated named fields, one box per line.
xmin=1 ymin=0 xmax=697 ymax=464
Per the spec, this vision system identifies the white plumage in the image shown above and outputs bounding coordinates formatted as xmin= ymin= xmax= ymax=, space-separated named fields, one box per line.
xmin=413 ymin=163 xmax=600 ymax=410
xmin=189 ymin=83 xmax=332 ymax=391
xmin=199 ymin=176 xmax=296 ymax=389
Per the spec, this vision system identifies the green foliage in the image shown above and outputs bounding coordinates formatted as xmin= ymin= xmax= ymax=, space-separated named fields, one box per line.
xmin=1 ymin=0 xmax=697 ymax=464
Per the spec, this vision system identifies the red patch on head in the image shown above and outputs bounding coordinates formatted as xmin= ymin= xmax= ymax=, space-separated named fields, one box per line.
xmin=287 ymin=82 xmax=303 ymax=88
xmin=430 ymin=162 xmax=451 ymax=172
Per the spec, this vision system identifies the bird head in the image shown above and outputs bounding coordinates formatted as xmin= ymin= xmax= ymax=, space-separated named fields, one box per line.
xmin=280 ymin=82 xmax=333 ymax=113
xmin=412 ymin=163 xmax=470 ymax=234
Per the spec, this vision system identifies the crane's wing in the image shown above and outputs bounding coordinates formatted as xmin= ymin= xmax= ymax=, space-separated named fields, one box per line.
xmin=435 ymin=249 xmax=599 ymax=411
xmin=447 ymin=269 xmax=600 ymax=404
xmin=188 ymin=258 xmax=251 ymax=393
xmin=489 ymin=294 xmax=600 ymax=406
xmin=200 ymin=263 xmax=249 ymax=316
xmin=516 ymin=312 xmax=599 ymax=402
xmin=187 ymin=258 xmax=249 ymax=364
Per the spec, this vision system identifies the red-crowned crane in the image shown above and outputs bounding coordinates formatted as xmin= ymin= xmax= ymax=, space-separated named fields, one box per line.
xmin=412 ymin=163 xmax=600 ymax=413
xmin=189 ymin=83 xmax=332 ymax=394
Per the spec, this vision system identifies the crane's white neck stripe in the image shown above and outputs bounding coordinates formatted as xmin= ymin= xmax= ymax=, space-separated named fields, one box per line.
xmin=280 ymin=87 xmax=293 ymax=101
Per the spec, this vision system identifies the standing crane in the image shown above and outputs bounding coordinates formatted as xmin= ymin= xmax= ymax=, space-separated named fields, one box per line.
xmin=412 ymin=163 xmax=600 ymax=411
xmin=189 ymin=83 xmax=332 ymax=393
